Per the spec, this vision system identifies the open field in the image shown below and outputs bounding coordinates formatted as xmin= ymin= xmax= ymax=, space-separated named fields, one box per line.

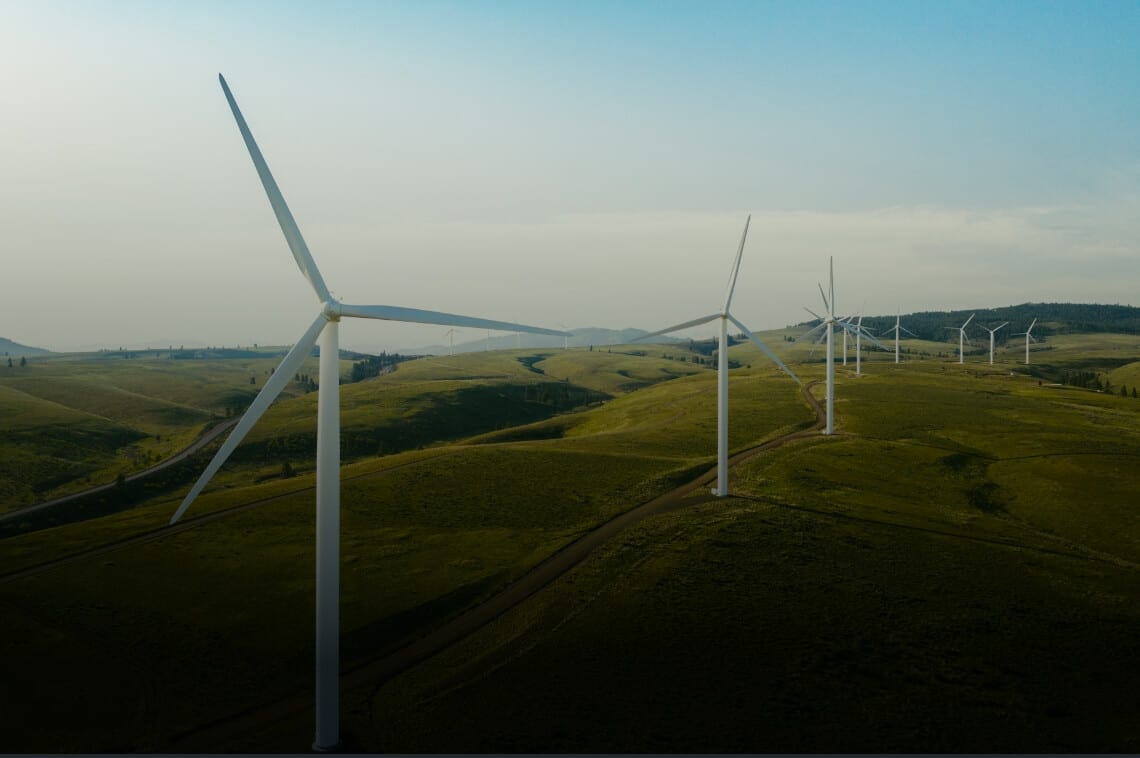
xmin=1 ymin=335 xmax=1138 ymax=751
xmin=362 ymin=360 xmax=1140 ymax=753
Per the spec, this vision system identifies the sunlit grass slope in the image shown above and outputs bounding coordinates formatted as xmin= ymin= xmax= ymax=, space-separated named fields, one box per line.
xmin=0 ymin=350 xmax=322 ymax=505
xmin=365 ymin=360 xmax=1140 ymax=753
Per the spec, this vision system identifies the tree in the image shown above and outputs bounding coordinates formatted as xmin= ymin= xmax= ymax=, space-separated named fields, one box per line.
xmin=19 ymin=356 xmax=26 ymax=367
xmin=6 ymin=357 xmax=10 ymax=368
xmin=250 ymin=375 xmax=256 ymax=385
xmin=281 ymin=461 xmax=296 ymax=479
xmin=1122 ymin=385 xmax=1129 ymax=398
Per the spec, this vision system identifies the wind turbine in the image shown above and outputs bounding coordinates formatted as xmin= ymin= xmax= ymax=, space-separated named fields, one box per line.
xmin=943 ymin=313 xmax=975 ymax=364
xmin=558 ymin=323 xmax=571 ymax=350
xmin=634 ymin=216 xmax=800 ymax=496
xmin=169 ymin=75 xmax=569 ymax=752
xmin=443 ymin=328 xmax=456 ymax=356
xmin=852 ymin=313 xmax=886 ymax=376
xmin=981 ymin=322 xmax=1008 ymax=365
xmin=799 ymin=257 xmax=844 ymax=435
xmin=881 ymin=308 xmax=918 ymax=364
xmin=1013 ymin=318 xmax=1038 ymax=365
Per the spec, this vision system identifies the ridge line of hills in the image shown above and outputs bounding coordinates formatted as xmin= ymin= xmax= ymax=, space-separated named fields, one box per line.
xmin=6 ymin=302 xmax=1140 ymax=357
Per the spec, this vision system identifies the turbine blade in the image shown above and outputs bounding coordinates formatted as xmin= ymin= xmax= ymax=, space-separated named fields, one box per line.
xmin=338 ymin=303 xmax=570 ymax=336
xmin=219 ymin=74 xmax=331 ymax=303
xmin=170 ymin=313 xmax=328 ymax=524
xmin=996 ymin=322 xmax=1009 ymax=331
xmin=1027 ymin=317 xmax=1037 ymax=333
xmin=721 ymin=215 xmax=751 ymax=312
xmin=632 ymin=313 xmax=721 ymax=342
xmin=900 ymin=326 xmax=919 ymax=337
xmin=728 ymin=315 xmax=801 ymax=384
xmin=803 ymin=306 xmax=824 ymax=322
xmin=817 ymin=283 xmax=829 ymax=313
xmin=962 ymin=313 xmax=975 ymax=329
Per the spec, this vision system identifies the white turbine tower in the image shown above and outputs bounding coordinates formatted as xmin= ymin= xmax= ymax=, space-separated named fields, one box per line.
xmin=943 ymin=313 xmax=975 ymax=364
xmin=882 ymin=308 xmax=918 ymax=364
xmin=1013 ymin=318 xmax=1038 ymax=365
xmin=981 ymin=322 xmax=1008 ymax=365
xmin=841 ymin=317 xmax=849 ymax=366
xmin=635 ymin=216 xmax=800 ymax=496
xmin=169 ymin=75 xmax=569 ymax=752
xmin=444 ymin=328 xmax=456 ymax=356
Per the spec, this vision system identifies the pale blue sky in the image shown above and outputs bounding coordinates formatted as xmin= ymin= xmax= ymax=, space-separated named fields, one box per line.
xmin=3 ymin=1 xmax=1140 ymax=350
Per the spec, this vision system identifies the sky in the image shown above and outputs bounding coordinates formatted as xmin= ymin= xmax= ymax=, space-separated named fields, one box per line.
xmin=4 ymin=0 xmax=1140 ymax=352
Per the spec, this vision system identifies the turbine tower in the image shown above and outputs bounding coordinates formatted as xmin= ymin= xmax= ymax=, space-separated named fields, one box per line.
xmin=634 ymin=216 xmax=800 ymax=496
xmin=444 ymin=328 xmax=456 ymax=356
xmin=981 ymin=322 xmax=1008 ymax=365
xmin=170 ymin=75 xmax=569 ymax=752
xmin=943 ymin=313 xmax=975 ymax=364
xmin=1013 ymin=317 xmax=1038 ymax=365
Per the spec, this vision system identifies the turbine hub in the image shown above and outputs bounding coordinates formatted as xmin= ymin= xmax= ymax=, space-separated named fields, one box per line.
xmin=321 ymin=299 xmax=342 ymax=322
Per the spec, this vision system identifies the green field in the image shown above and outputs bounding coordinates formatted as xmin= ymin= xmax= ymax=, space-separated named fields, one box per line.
xmin=1 ymin=334 xmax=1138 ymax=751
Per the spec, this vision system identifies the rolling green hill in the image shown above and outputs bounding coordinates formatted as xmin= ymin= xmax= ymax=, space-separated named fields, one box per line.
xmin=0 ymin=333 xmax=1137 ymax=751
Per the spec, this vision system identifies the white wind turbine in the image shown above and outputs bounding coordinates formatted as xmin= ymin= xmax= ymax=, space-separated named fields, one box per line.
xmin=981 ymin=322 xmax=1008 ymax=365
xmin=1013 ymin=318 xmax=1038 ymax=365
xmin=852 ymin=313 xmax=887 ymax=376
xmin=635 ymin=216 xmax=800 ymax=496
xmin=943 ymin=313 xmax=975 ymax=364
xmin=881 ymin=308 xmax=918 ymax=364
xmin=169 ymin=75 xmax=569 ymax=752
xmin=799 ymin=257 xmax=851 ymax=435
xmin=443 ymin=328 xmax=456 ymax=356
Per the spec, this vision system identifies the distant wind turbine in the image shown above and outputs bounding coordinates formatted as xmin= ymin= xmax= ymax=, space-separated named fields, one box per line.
xmin=169 ymin=74 xmax=569 ymax=752
xmin=799 ymin=257 xmax=850 ymax=435
xmin=881 ymin=309 xmax=918 ymax=364
xmin=443 ymin=328 xmax=456 ymax=356
xmin=943 ymin=313 xmax=975 ymax=364
xmin=1013 ymin=317 xmax=1038 ymax=365
xmin=635 ymin=216 xmax=800 ymax=496
xmin=852 ymin=313 xmax=886 ymax=376
xmin=981 ymin=322 xmax=1008 ymax=365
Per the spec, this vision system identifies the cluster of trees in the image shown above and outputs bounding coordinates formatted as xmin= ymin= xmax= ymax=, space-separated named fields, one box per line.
xmin=1059 ymin=370 xmax=1139 ymax=397
xmin=6 ymin=356 xmax=27 ymax=367
xmin=349 ymin=352 xmax=413 ymax=383
xmin=294 ymin=372 xmax=318 ymax=393
xmin=800 ymin=303 xmax=1140 ymax=343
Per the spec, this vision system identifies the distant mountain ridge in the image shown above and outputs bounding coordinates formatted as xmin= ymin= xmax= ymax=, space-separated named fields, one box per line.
xmin=409 ymin=327 xmax=683 ymax=356
xmin=0 ymin=337 xmax=52 ymax=357
xmin=800 ymin=303 xmax=1140 ymax=343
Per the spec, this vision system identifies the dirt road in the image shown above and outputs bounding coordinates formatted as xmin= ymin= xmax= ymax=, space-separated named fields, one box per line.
xmin=0 ymin=417 xmax=240 ymax=524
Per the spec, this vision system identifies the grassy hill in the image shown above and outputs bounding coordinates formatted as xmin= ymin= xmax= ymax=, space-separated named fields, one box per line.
xmin=0 ymin=333 xmax=1137 ymax=751
xmin=0 ymin=336 xmax=52 ymax=357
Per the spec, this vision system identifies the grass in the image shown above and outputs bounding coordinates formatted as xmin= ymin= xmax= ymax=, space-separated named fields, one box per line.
xmin=2 ymin=336 xmax=1139 ymax=751
xmin=358 ymin=355 xmax=1140 ymax=753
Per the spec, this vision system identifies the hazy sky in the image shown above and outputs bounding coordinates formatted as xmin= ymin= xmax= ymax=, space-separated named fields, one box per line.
xmin=4 ymin=0 xmax=1140 ymax=351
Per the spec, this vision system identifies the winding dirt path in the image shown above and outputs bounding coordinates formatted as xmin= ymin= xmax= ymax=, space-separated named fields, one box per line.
xmin=166 ymin=380 xmax=826 ymax=751
xmin=0 ymin=418 xmax=240 ymax=524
